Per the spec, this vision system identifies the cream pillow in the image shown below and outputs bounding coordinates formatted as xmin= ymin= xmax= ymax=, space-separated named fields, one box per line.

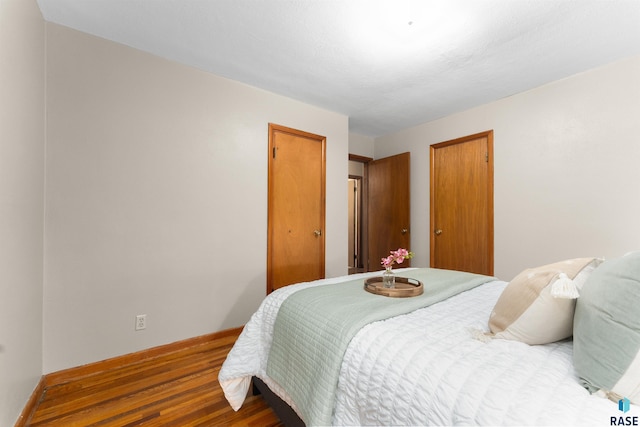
xmin=486 ymin=257 xmax=602 ymax=345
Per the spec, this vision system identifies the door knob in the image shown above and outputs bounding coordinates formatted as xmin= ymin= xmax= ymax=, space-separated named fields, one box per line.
xmin=401 ymin=228 xmax=408 ymax=235
xmin=314 ymin=229 xmax=322 ymax=237
xmin=434 ymin=229 xmax=443 ymax=235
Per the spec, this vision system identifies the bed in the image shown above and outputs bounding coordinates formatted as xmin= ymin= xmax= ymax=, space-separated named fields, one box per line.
xmin=219 ymin=253 xmax=640 ymax=426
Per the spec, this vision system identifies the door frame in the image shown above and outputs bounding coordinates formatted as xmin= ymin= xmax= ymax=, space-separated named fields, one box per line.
xmin=267 ymin=123 xmax=326 ymax=293
xmin=429 ymin=130 xmax=494 ymax=275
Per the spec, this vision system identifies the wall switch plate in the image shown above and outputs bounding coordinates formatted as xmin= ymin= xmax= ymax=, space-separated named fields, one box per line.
xmin=135 ymin=314 xmax=147 ymax=331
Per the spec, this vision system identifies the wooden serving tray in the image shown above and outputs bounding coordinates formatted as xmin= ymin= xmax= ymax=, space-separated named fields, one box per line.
xmin=364 ymin=276 xmax=423 ymax=298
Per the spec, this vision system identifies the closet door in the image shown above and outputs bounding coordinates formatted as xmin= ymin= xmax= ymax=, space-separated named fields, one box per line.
xmin=430 ymin=131 xmax=493 ymax=275
xmin=267 ymin=124 xmax=326 ymax=293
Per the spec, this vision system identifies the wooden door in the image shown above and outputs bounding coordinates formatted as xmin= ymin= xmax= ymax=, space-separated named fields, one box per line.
xmin=267 ymin=124 xmax=326 ymax=293
xmin=367 ymin=152 xmax=410 ymax=272
xmin=430 ymin=131 xmax=493 ymax=275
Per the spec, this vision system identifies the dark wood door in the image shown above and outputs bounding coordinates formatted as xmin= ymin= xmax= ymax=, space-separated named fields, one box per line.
xmin=430 ymin=131 xmax=493 ymax=275
xmin=367 ymin=152 xmax=411 ymax=272
xmin=267 ymin=124 xmax=326 ymax=293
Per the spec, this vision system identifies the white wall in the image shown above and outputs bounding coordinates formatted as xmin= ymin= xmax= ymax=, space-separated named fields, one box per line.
xmin=348 ymin=132 xmax=375 ymax=158
xmin=0 ymin=0 xmax=45 ymax=424
xmin=43 ymin=23 xmax=348 ymax=373
xmin=375 ymin=55 xmax=640 ymax=280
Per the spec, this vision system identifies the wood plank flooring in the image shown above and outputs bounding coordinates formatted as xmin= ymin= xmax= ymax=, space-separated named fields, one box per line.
xmin=24 ymin=329 xmax=284 ymax=426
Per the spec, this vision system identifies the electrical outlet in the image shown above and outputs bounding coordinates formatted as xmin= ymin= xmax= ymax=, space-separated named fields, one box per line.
xmin=135 ymin=314 xmax=146 ymax=331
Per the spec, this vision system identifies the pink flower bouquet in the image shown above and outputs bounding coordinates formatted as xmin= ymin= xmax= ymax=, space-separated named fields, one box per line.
xmin=381 ymin=248 xmax=414 ymax=271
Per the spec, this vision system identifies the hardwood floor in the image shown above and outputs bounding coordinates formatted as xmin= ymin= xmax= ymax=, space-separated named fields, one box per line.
xmin=24 ymin=329 xmax=284 ymax=426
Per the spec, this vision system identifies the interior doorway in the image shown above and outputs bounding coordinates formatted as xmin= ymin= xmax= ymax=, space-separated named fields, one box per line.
xmin=348 ymin=176 xmax=363 ymax=273
xmin=348 ymin=154 xmax=371 ymax=274
xmin=347 ymin=153 xmax=411 ymax=273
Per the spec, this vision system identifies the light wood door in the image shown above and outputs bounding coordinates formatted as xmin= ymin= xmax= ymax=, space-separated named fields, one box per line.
xmin=267 ymin=124 xmax=326 ymax=293
xmin=367 ymin=152 xmax=411 ymax=272
xmin=430 ymin=131 xmax=493 ymax=275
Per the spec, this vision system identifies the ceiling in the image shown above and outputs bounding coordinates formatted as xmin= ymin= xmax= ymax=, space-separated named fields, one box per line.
xmin=36 ymin=0 xmax=640 ymax=137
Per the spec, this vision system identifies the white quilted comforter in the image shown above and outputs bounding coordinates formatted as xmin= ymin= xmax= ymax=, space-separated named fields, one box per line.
xmin=219 ymin=270 xmax=637 ymax=426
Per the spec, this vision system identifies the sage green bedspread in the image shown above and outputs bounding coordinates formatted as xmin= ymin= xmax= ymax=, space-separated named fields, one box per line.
xmin=266 ymin=268 xmax=495 ymax=426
